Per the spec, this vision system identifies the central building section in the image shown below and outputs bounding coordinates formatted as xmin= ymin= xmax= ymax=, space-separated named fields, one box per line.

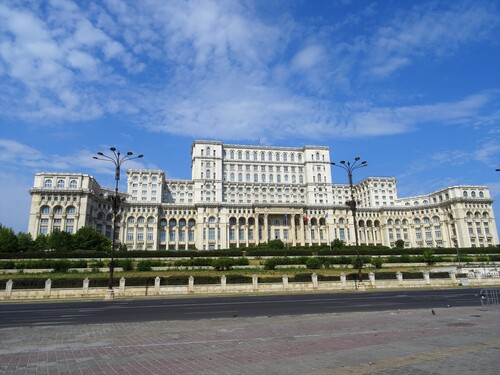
xmin=126 ymin=141 xmax=340 ymax=250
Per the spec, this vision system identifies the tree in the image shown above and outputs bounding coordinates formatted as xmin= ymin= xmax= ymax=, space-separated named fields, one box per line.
xmin=48 ymin=230 xmax=73 ymax=252
xmin=72 ymin=227 xmax=111 ymax=251
xmin=395 ymin=239 xmax=405 ymax=249
xmin=33 ymin=234 xmax=49 ymax=252
xmin=422 ymin=249 xmax=437 ymax=266
xmin=268 ymin=239 xmax=285 ymax=249
xmin=17 ymin=232 xmax=34 ymax=252
xmin=331 ymin=239 xmax=345 ymax=249
xmin=0 ymin=224 xmax=18 ymax=253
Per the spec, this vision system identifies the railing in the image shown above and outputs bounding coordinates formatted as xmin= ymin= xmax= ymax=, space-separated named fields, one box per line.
xmin=480 ymin=288 xmax=500 ymax=307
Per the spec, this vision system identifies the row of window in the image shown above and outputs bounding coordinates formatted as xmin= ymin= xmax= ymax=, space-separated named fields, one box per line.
xmin=44 ymin=179 xmax=78 ymax=189
xmin=223 ymin=149 xmax=304 ymax=163
xmin=40 ymin=205 xmax=76 ymax=214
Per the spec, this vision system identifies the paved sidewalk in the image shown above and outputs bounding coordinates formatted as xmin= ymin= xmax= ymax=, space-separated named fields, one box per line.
xmin=0 ymin=306 xmax=499 ymax=374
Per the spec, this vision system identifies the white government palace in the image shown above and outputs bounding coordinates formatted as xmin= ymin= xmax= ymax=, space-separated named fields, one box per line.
xmin=28 ymin=140 xmax=499 ymax=250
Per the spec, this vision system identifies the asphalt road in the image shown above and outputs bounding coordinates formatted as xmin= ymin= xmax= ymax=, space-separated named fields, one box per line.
xmin=0 ymin=288 xmax=483 ymax=327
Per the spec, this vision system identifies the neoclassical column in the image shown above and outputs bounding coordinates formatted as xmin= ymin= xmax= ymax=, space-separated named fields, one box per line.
xmin=291 ymin=214 xmax=296 ymax=246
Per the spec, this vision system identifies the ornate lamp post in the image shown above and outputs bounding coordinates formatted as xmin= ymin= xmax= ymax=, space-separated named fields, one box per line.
xmin=331 ymin=157 xmax=367 ymax=286
xmin=93 ymin=147 xmax=143 ymax=299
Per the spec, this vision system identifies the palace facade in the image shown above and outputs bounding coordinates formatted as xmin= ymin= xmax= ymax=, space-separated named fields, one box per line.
xmin=28 ymin=141 xmax=499 ymax=250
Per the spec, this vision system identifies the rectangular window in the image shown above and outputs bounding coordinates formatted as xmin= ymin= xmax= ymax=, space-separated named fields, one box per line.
xmin=127 ymin=230 xmax=134 ymax=241
xmin=209 ymin=228 xmax=215 ymax=240
xmin=179 ymin=230 xmax=185 ymax=242
xmin=274 ymin=229 xmax=280 ymax=240
xmin=283 ymin=229 xmax=288 ymax=240
xmin=169 ymin=230 xmax=175 ymax=242
xmin=229 ymin=228 xmax=235 ymax=240
xmin=239 ymin=228 xmax=245 ymax=241
xmin=188 ymin=230 xmax=194 ymax=241
xmin=339 ymin=228 xmax=345 ymax=241
xmin=248 ymin=228 xmax=253 ymax=240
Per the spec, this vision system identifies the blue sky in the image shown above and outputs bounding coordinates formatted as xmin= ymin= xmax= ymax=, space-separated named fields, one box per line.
xmin=1 ymin=0 xmax=499 ymax=234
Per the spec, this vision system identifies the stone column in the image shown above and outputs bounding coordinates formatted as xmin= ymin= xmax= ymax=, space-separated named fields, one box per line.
xmin=474 ymin=271 xmax=483 ymax=283
xmin=423 ymin=271 xmax=430 ymax=285
xmin=396 ymin=271 xmax=403 ymax=285
xmin=5 ymin=279 xmax=13 ymax=298
xmin=264 ymin=214 xmax=269 ymax=243
xmin=282 ymin=274 xmax=289 ymax=290
xmin=449 ymin=270 xmax=457 ymax=285
xmin=252 ymin=274 xmax=258 ymax=291
xmin=221 ymin=275 xmax=226 ymax=292
xmin=83 ymin=278 xmax=89 ymax=294
xmin=44 ymin=279 xmax=52 ymax=297
xmin=291 ymin=214 xmax=297 ymax=246
xmin=154 ymin=276 xmax=161 ymax=295
xmin=369 ymin=272 xmax=376 ymax=287
xmin=312 ymin=273 xmax=318 ymax=289
xmin=340 ymin=272 xmax=346 ymax=288
xmin=188 ymin=276 xmax=194 ymax=293
xmin=119 ymin=277 xmax=126 ymax=293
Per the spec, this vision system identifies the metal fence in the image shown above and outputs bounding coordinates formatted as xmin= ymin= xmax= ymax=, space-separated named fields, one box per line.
xmin=480 ymin=288 xmax=500 ymax=307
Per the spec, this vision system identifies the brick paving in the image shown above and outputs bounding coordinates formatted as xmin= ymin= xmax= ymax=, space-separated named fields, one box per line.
xmin=0 ymin=306 xmax=499 ymax=374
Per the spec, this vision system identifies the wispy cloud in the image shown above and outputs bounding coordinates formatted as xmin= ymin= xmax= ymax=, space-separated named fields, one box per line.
xmin=365 ymin=1 xmax=499 ymax=78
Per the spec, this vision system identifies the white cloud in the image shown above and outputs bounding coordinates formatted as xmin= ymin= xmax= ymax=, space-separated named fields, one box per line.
xmin=365 ymin=2 xmax=499 ymax=77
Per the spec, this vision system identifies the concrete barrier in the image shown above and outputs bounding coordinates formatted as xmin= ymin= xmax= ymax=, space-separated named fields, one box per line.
xmin=2 ymin=272 xmax=500 ymax=300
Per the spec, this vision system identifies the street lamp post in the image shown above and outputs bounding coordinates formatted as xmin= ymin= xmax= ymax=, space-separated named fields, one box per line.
xmin=331 ymin=157 xmax=367 ymax=287
xmin=93 ymin=147 xmax=143 ymax=300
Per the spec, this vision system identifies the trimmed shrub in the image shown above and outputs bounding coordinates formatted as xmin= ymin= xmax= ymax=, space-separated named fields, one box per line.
xmin=305 ymin=258 xmax=321 ymax=269
xmin=293 ymin=273 xmax=313 ymax=282
xmin=226 ymin=274 xmax=253 ymax=284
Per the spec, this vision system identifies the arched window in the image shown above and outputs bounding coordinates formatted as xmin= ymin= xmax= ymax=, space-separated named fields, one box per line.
xmin=299 ymin=175 xmax=304 ymax=183
xmin=44 ymin=179 xmax=53 ymax=188
xmin=292 ymin=175 xmax=296 ymax=183
xmin=230 ymin=173 xmax=235 ymax=182
xmin=339 ymin=218 xmax=344 ymax=225
xmin=260 ymin=152 xmax=265 ymax=161
xmin=41 ymin=206 xmax=50 ymax=214
xmin=238 ymin=151 xmax=242 ymax=160
xmin=414 ymin=218 xmax=421 ymax=225
xmin=316 ymin=152 xmax=320 ymax=161
xmin=387 ymin=219 xmax=393 ymax=225
xmin=179 ymin=218 xmax=186 ymax=227
xmin=463 ymin=191 xmax=468 ymax=197
xmin=432 ymin=216 xmax=440 ymax=223
xmin=169 ymin=218 xmax=177 ymax=227
xmin=54 ymin=206 xmax=63 ymax=214
xmin=69 ymin=180 xmax=77 ymax=189
xmin=245 ymin=151 xmax=250 ymax=160
xmin=254 ymin=174 xmax=258 ymax=182
xmin=66 ymin=206 xmax=76 ymax=214
xmin=479 ymin=191 xmax=484 ymax=198
xmin=277 ymin=174 xmax=281 ymax=183
xmin=269 ymin=174 xmax=274 ymax=183
xmin=317 ymin=173 xmax=322 ymax=182
xmin=268 ymin=152 xmax=272 ymax=161
xmin=238 ymin=173 xmax=243 ymax=182
xmin=208 ymin=217 xmax=216 ymax=224
xmin=262 ymin=174 xmax=266 ymax=183
xmin=253 ymin=151 xmax=257 ymax=161
xmin=188 ymin=219 xmax=196 ymax=227
xmin=160 ymin=219 xmax=167 ymax=227
xmin=138 ymin=216 xmax=145 ymax=224
xmin=471 ymin=191 xmax=476 ymax=198
xmin=283 ymin=153 xmax=288 ymax=162
xmin=276 ymin=152 xmax=280 ymax=161
xmin=206 ymin=170 xmax=211 ymax=179
xmin=128 ymin=217 xmax=135 ymax=224
xmin=230 ymin=150 xmax=234 ymax=159
xmin=147 ymin=217 xmax=155 ymax=224
xmin=291 ymin=153 xmax=295 ymax=162
xmin=423 ymin=217 xmax=430 ymax=224
xmin=284 ymin=175 xmax=289 ymax=182
xmin=298 ymin=154 xmax=302 ymax=162
xmin=246 ymin=173 xmax=251 ymax=182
